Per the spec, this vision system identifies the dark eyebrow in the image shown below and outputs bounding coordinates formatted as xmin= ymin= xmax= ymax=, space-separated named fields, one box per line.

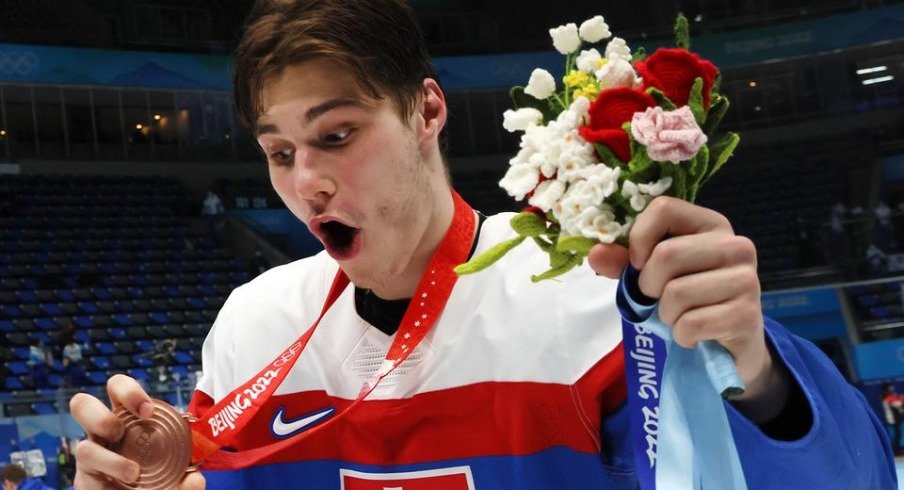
xmin=254 ymin=97 xmax=366 ymax=137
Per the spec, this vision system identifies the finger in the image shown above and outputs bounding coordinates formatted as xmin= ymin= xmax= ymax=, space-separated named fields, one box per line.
xmin=587 ymin=243 xmax=630 ymax=279
xmin=180 ymin=471 xmax=207 ymax=490
xmin=74 ymin=439 xmax=141 ymax=485
xmin=658 ymin=265 xmax=760 ymax=327
xmin=70 ymin=393 xmax=124 ymax=442
xmin=629 ymin=196 xmax=733 ymax=270
xmin=73 ymin=469 xmax=114 ymax=490
xmin=638 ymin=233 xmax=756 ymax=299
xmin=671 ymin=299 xmax=763 ymax=351
xmin=107 ymin=374 xmax=154 ymax=419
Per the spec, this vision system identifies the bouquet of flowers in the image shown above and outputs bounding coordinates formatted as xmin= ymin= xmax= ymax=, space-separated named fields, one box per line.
xmin=455 ymin=14 xmax=739 ymax=282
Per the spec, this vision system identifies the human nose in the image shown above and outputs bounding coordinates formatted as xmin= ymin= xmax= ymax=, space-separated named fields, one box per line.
xmin=292 ymin=149 xmax=336 ymax=202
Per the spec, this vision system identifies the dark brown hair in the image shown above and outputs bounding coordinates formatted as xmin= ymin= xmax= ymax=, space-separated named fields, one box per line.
xmin=234 ymin=0 xmax=438 ymax=131
xmin=1 ymin=464 xmax=26 ymax=484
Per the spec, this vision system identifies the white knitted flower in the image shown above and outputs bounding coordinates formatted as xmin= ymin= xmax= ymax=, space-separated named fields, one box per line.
xmin=499 ymin=164 xmax=540 ymax=201
xmin=549 ymin=23 xmax=581 ymax=55
xmin=621 ymin=180 xmax=650 ymax=212
xmin=605 ymin=37 xmax=631 ymax=61
xmin=582 ymin=212 xmax=632 ymax=244
xmin=638 ymin=177 xmax=673 ymax=196
xmin=575 ymin=48 xmax=603 ymax=74
xmin=524 ymin=68 xmax=556 ymax=99
xmin=528 ymin=180 xmax=567 ymax=212
xmin=502 ymin=108 xmax=544 ymax=132
xmin=595 ymin=56 xmax=641 ymax=89
xmin=579 ymin=16 xmax=611 ymax=43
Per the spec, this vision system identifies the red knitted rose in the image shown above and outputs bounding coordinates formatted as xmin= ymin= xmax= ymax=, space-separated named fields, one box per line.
xmin=635 ymin=48 xmax=718 ymax=109
xmin=578 ymin=87 xmax=656 ymax=162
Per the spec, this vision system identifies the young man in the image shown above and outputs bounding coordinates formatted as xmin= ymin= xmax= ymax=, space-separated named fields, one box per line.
xmin=70 ymin=1 xmax=895 ymax=489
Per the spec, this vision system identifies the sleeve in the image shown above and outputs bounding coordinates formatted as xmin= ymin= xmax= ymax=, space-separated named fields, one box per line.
xmin=725 ymin=317 xmax=896 ymax=489
xmin=598 ymin=316 xmax=897 ymax=489
xmin=187 ymin=286 xmax=243 ymax=418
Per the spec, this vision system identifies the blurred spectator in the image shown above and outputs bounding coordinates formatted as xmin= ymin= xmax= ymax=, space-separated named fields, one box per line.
xmin=826 ymin=202 xmax=850 ymax=265
xmin=26 ymin=340 xmax=50 ymax=389
xmin=1 ymin=463 xmax=54 ymax=490
xmin=883 ymin=384 xmax=904 ymax=455
xmin=866 ymin=243 xmax=888 ymax=276
xmin=61 ymin=337 xmax=84 ymax=386
xmin=874 ymin=200 xmax=895 ymax=251
xmin=201 ymin=190 xmax=225 ymax=231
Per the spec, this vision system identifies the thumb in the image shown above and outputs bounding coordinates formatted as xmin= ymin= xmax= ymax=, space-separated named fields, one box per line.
xmin=179 ymin=471 xmax=206 ymax=490
xmin=587 ymin=243 xmax=629 ymax=279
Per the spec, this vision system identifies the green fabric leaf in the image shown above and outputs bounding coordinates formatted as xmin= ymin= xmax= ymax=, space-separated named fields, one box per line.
xmin=594 ymin=143 xmax=623 ymax=167
xmin=674 ymin=13 xmax=690 ymax=50
xmin=687 ymin=144 xmax=709 ymax=203
xmin=556 ymin=235 xmax=597 ymax=255
xmin=702 ymin=95 xmax=729 ymax=136
xmin=631 ymin=46 xmax=647 ymax=63
xmin=510 ymin=86 xmax=557 ymax=122
xmin=662 ymin=163 xmax=688 ymax=200
xmin=510 ymin=211 xmax=547 ymax=237
xmin=704 ymin=132 xmax=740 ymax=184
xmin=532 ymin=235 xmax=555 ymax=253
xmin=712 ymin=72 xmax=722 ymax=99
xmin=647 ymin=87 xmax=677 ymax=111
xmin=454 ymin=235 xmax=526 ymax=275
xmin=689 ymin=77 xmax=705 ymax=125
xmin=530 ymin=255 xmax=583 ymax=282
xmin=548 ymin=250 xmax=572 ymax=269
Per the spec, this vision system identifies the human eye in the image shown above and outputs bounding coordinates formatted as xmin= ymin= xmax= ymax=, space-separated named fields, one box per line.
xmin=268 ymin=148 xmax=294 ymax=165
xmin=321 ymin=127 xmax=354 ymax=146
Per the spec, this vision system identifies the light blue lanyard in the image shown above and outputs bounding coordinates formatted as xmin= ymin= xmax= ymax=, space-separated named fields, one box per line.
xmin=618 ymin=265 xmax=748 ymax=489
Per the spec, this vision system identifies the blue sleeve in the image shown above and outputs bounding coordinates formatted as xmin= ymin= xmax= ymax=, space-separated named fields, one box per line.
xmin=725 ymin=317 xmax=896 ymax=489
xmin=601 ymin=316 xmax=897 ymax=489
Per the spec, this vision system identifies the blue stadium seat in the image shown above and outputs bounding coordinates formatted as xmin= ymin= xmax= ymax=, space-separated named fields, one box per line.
xmin=87 ymin=371 xmax=108 ymax=385
xmin=4 ymin=377 xmax=24 ymax=390
xmin=54 ymin=289 xmax=76 ymax=302
xmin=109 ymin=327 xmax=127 ymax=340
xmin=34 ymin=317 xmax=58 ymax=330
xmin=1 ymin=305 xmax=23 ymax=318
xmin=172 ymin=351 xmax=193 ymax=365
xmin=128 ymin=368 xmax=150 ymax=382
xmin=96 ymin=343 xmax=117 ymax=355
xmin=149 ymin=312 xmax=169 ymax=325
xmin=73 ymin=316 xmax=95 ymax=328
xmin=132 ymin=354 xmax=154 ymax=368
xmin=33 ymin=402 xmax=56 ymax=415
xmin=8 ymin=361 xmax=29 ymax=376
xmin=170 ymin=365 xmax=189 ymax=378
xmin=0 ymin=320 xmax=14 ymax=333
xmin=187 ymin=297 xmax=206 ymax=310
xmin=91 ymin=357 xmax=112 ymax=370
xmin=12 ymin=347 xmax=30 ymax=361
xmin=38 ymin=303 xmax=64 ymax=316
xmin=869 ymin=306 xmax=894 ymax=320
xmin=78 ymin=302 xmax=100 ymax=314
xmin=16 ymin=290 xmax=38 ymax=303
xmin=113 ymin=314 xmax=133 ymax=327
xmin=47 ymin=374 xmax=64 ymax=389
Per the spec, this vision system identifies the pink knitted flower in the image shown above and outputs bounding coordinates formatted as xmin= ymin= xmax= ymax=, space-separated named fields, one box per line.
xmin=631 ymin=106 xmax=707 ymax=164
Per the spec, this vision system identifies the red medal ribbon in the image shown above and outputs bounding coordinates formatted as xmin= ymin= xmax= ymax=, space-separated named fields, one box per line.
xmin=189 ymin=191 xmax=476 ymax=469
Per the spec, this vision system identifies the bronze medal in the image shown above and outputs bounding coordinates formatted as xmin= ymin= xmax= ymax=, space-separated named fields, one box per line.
xmin=92 ymin=399 xmax=194 ymax=490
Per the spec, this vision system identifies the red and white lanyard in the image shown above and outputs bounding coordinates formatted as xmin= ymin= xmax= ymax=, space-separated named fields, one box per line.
xmin=189 ymin=191 xmax=476 ymax=469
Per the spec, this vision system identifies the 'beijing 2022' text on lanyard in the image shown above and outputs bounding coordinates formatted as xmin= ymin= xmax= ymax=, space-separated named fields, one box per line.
xmin=190 ymin=190 xmax=476 ymax=470
xmin=618 ymin=264 xmax=748 ymax=489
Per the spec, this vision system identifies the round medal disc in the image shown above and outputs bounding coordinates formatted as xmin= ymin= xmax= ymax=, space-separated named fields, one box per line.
xmin=92 ymin=399 xmax=193 ymax=490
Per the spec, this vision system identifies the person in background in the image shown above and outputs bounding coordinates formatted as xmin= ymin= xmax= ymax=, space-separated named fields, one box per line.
xmin=882 ymin=383 xmax=904 ymax=455
xmin=1 ymin=464 xmax=54 ymax=490
xmin=26 ymin=340 xmax=50 ymax=389
xmin=201 ymin=190 xmax=225 ymax=231
xmin=61 ymin=336 xmax=84 ymax=386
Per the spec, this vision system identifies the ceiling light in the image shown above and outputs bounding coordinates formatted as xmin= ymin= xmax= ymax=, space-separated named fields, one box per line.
xmin=856 ymin=66 xmax=887 ymax=75
xmin=862 ymin=75 xmax=895 ymax=85
xmin=136 ymin=124 xmax=143 ymax=129
xmin=749 ymin=81 xmax=757 ymax=87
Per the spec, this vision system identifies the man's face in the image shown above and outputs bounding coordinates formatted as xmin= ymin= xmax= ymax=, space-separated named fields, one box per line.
xmin=3 ymin=479 xmax=17 ymax=490
xmin=255 ymin=59 xmax=439 ymax=292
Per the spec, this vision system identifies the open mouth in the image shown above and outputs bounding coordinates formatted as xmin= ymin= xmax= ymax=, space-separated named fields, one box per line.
xmin=319 ymin=220 xmax=361 ymax=260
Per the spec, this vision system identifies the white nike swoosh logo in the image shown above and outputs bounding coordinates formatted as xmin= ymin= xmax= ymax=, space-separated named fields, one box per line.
xmin=271 ymin=406 xmax=335 ymax=438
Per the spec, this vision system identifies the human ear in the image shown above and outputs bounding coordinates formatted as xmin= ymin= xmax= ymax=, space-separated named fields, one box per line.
xmin=415 ymin=78 xmax=447 ymax=148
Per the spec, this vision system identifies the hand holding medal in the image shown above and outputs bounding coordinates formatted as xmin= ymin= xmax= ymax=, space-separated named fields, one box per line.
xmin=70 ymin=375 xmax=206 ymax=490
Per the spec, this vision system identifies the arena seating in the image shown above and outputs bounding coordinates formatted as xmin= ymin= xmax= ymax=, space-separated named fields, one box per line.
xmin=0 ymin=174 xmax=255 ymax=412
